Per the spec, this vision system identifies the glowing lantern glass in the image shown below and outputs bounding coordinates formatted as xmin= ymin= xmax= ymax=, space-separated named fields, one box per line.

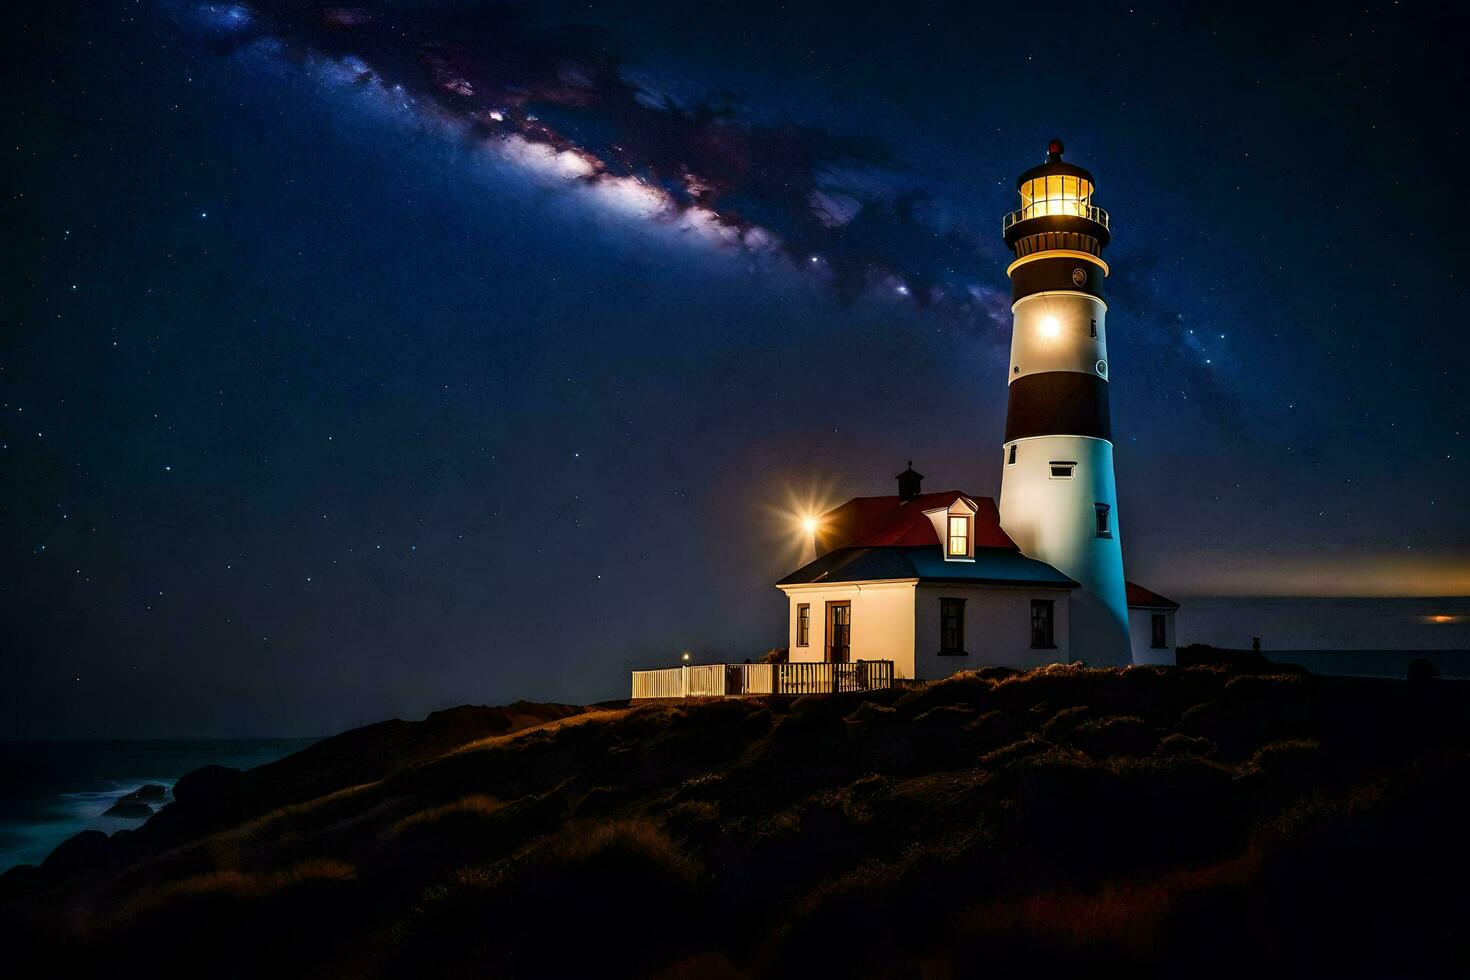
xmin=1018 ymin=174 xmax=1094 ymax=220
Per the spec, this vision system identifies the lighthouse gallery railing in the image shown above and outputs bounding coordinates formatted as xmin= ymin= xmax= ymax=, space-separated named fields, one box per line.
xmin=1003 ymin=203 xmax=1110 ymax=233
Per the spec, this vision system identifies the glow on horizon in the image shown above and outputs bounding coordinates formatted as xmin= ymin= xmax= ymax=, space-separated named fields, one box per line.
xmin=1146 ymin=550 xmax=1470 ymax=598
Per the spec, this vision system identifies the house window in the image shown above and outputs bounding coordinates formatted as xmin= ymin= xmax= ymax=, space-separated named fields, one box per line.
xmin=947 ymin=515 xmax=970 ymax=557
xmin=1030 ymin=599 xmax=1055 ymax=649
xmin=940 ymin=598 xmax=965 ymax=655
xmin=1095 ymin=503 xmax=1111 ymax=538
xmin=796 ymin=604 xmax=810 ymax=647
xmin=1049 ymin=462 xmax=1075 ymax=479
xmin=1007 ymin=444 xmax=1017 ymax=465
xmin=1151 ymin=613 xmax=1167 ymax=649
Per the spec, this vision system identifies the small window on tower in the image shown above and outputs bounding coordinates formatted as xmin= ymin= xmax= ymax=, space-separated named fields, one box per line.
xmin=1095 ymin=503 xmax=1112 ymax=538
xmin=1007 ymin=445 xmax=1017 ymax=465
xmin=1049 ymin=461 xmax=1076 ymax=479
xmin=1090 ymin=319 xmax=1098 ymax=339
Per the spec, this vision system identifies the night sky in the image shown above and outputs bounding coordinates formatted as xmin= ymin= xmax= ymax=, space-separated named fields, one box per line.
xmin=5 ymin=1 xmax=1468 ymax=737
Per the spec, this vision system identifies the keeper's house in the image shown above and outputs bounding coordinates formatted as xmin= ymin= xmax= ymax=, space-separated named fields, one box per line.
xmin=776 ymin=467 xmax=1178 ymax=682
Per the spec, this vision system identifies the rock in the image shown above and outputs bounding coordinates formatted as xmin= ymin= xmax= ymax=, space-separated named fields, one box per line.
xmin=40 ymin=830 xmax=110 ymax=874
xmin=171 ymin=764 xmax=243 ymax=806
xmin=101 ymin=783 xmax=169 ymax=816
xmin=0 ymin=863 xmax=42 ymax=902
xmin=103 ymin=800 xmax=154 ymax=818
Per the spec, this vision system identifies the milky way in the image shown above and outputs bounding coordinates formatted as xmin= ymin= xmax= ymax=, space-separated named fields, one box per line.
xmin=192 ymin=1 xmax=1008 ymax=320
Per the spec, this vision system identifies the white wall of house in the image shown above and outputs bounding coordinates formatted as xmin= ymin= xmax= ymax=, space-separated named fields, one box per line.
xmin=913 ymin=584 xmax=1072 ymax=680
xmin=1129 ymin=607 xmax=1176 ymax=666
xmin=781 ymin=581 xmax=918 ymax=679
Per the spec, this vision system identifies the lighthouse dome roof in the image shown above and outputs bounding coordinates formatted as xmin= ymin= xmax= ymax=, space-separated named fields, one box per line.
xmin=1015 ymin=137 xmax=1095 ymax=189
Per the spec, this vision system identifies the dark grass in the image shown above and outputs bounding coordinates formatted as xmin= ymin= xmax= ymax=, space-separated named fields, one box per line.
xmin=2 ymin=664 xmax=1468 ymax=978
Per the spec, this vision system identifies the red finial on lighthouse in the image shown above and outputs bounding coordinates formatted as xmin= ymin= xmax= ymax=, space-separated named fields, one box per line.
xmin=1047 ymin=138 xmax=1065 ymax=161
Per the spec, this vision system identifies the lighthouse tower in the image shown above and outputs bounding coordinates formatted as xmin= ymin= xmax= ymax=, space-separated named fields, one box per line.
xmin=998 ymin=139 xmax=1131 ymax=666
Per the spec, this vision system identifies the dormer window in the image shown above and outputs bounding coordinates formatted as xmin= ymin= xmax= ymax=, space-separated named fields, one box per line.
xmin=926 ymin=497 xmax=978 ymax=561
xmin=947 ymin=515 xmax=970 ymax=557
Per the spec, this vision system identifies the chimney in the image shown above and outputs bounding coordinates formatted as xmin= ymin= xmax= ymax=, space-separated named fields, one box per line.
xmin=896 ymin=461 xmax=923 ymax=502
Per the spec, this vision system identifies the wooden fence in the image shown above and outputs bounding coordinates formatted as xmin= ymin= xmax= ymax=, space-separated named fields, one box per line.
xmin=774 ymin=660 xmax=895 ymax=695
xmin=630 ymin=666 xmax=687 ymax=699
xmin=631 ymin=660 xmax=893 ymax=699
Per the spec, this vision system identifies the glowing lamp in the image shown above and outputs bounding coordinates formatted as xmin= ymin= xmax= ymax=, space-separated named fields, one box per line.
xmin=801 ymin=515 xmax=819 ymax=535
xmin=1017 ymin=144 xmax=1095 ymax=220
xmin=1040 ymin=315 xmax=1061 ymax=339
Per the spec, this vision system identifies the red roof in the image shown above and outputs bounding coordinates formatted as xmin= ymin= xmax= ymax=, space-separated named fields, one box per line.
xmin=1126 ymin=581 xmax=1179 ymax=609
xmin=815 ymin=492 xmax=1017 ymax=557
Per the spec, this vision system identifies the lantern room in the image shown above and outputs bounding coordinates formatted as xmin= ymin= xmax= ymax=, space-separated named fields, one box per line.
xmin=1003 ymin=139 xmax=1110 ymax=258
xmin=1019 ymin=169 xmax=1094 ymax=220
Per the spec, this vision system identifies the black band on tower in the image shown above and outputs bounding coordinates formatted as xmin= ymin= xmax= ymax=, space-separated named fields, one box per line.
xmin=1004 ymin=372 xmax=1112 ymax=442
xmin=1009 ymin=256 xmax=1107 ymax=303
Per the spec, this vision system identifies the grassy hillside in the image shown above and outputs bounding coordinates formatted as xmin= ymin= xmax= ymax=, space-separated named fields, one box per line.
xmin=3 ymin=665 xmax=1468 ymax=978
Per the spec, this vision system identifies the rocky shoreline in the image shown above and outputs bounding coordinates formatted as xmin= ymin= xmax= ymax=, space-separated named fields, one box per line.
xmin=101 ymin=784 xmax=167 ymax=819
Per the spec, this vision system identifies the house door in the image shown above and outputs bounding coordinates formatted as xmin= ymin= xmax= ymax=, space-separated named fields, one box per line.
xmin=826 ymin=601 xmax=851 ymax=663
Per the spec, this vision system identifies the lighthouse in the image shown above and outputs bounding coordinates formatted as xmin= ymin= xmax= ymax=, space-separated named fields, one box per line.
xmin=998 ymin=139 xmax=1132 ymax=666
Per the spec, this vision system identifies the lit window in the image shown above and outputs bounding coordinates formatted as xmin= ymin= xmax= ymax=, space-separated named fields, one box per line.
xmin=1151 ymin=613 xmax=1167 ymax=649
xmin=1049 ymin=461 xmax=1075 ymax=479
xmin=796 ymin=604 xmax=810 ymax=647
xmin=947 ymin=516 xmax=970 ymax=557
xmin=940 ymin=598 xmax=965 ymax=654
xmin=1030 ymin=600 xmax=1055 ymax=649
xmin=1095 ymin=503 xmax=1111 ymax=538
xmin=1019 ymin=174 xmax=1093 ymax=220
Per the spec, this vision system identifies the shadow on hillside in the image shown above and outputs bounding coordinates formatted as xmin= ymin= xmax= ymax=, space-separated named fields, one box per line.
xmin=3 ymin=665 xmax=1468 ymax=978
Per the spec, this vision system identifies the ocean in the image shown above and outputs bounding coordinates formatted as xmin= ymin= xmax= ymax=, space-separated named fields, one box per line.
xmin=1262 ymin=650 xmax=1470 ymax=679
xmin=0 ymin=739 xmax=315 ymax=872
